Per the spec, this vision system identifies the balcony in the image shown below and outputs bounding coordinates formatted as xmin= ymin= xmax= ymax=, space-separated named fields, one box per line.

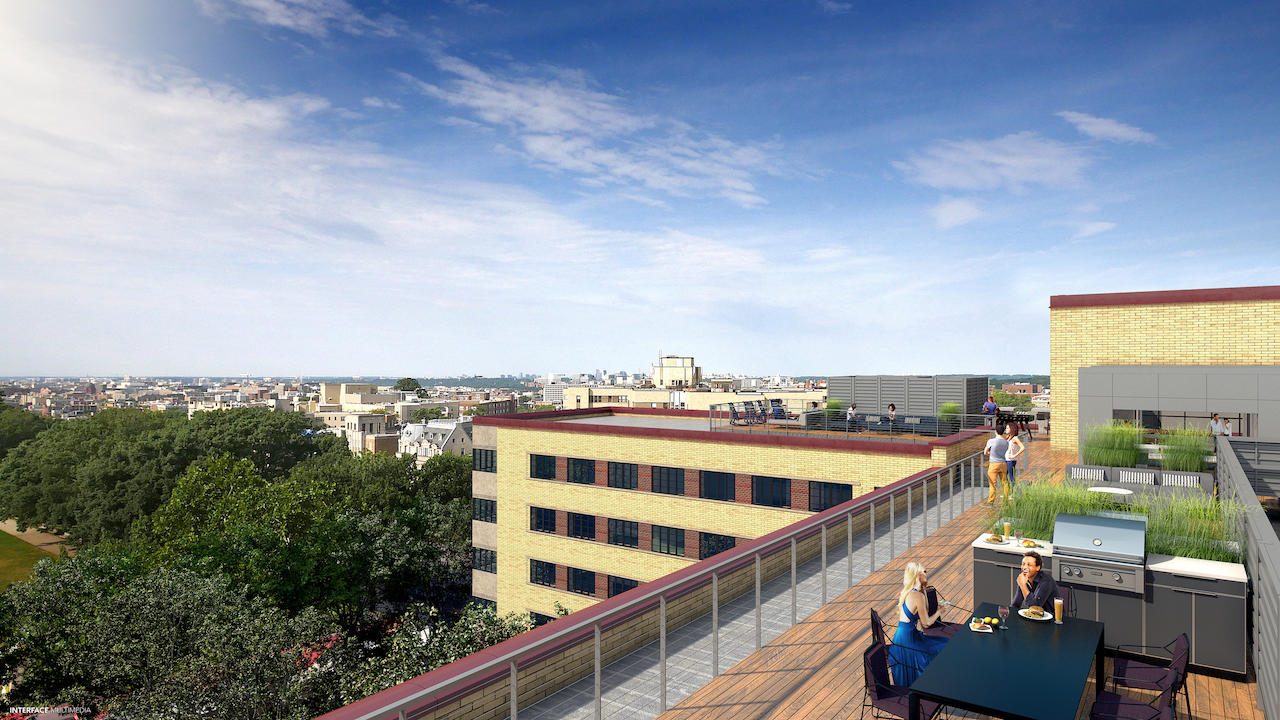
xmin=317 ymin=435 xmax=1269 ymax=720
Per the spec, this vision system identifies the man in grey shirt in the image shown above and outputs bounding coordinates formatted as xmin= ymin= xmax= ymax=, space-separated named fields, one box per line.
xmin=983 ymin=425 xmax=1010 ymax=505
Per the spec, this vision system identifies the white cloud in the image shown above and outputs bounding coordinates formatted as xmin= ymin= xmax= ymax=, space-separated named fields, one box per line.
xmin=361 ymin=96 xmax=401 ymax=110
xmin=1073 ymin=221 xmax=1117 ymax=239
xmin=402 ymin=55 xmax=780 ymax=207
xmin=444 ymin=0 xmax=499 ymax=14
xmin=818 ymin=0 xmax=853 ymax=14
xmin=894 ymin=132 xmax=1090 ymax=192
xmin=1057 ymin=111 xmax=1156 ymax=144
xmin=928 ymin=197 xmax=984 ymax=229
xmin=195 ymin=0 xmax=398 ymax=38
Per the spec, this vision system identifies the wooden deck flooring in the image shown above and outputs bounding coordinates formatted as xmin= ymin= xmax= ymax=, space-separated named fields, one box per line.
xmin=655 ymin=497 xmax=1264 ymax=720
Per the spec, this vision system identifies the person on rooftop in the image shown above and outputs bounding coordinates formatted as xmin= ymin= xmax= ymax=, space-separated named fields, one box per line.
xmin=983 ymin=423 xmax=1010 ymax=505
xmin=1011 ymin=551 xmax=1058 ymax=612
xmin=889 ymin=561 xmax=950 ymax=686
xmin=1004 ymin=423 xmax=1025 ymax=485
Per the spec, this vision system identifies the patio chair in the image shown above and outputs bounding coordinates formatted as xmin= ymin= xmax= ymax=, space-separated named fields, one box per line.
xmin=921 ymin=587 xmax=960 ymax=639
xmin=1056 ymin=583 xmax=1073 ymax=618
xmin=1111 ymin=634 xmax=1190 ymax=719
xmin=869 ymin=608 xmax=891 ymax=647
xmin=1090 ymin=666 xmax=1176 ymax=720
xmin=861 ymin=641 xmax=942 ymax=720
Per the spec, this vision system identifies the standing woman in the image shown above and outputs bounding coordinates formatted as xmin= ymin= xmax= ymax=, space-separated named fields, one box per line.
xmin=888 ymin=561 xmax=950 ymax=686
xmin=1004 ymin=424 xmax=1025 ymax=487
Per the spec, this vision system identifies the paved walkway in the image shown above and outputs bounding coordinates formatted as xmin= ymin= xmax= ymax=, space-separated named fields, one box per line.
xmin=518 ymin=469 xmax=988 ymax=720
xmin=0 ymin=519 xmax=72 ymax=556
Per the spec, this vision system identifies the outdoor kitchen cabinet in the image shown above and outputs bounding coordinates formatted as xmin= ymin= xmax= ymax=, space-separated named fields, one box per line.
xmin=1146 ymin=565 xmax=1247 ymax=675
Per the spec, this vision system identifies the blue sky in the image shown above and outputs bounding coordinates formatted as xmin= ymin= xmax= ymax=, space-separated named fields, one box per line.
xmin=2 ymin=1 xmax=1278 ymax=377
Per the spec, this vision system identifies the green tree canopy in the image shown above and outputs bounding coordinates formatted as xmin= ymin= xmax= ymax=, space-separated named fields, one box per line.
xmin=0 ymin=404 xmax=56 ymax=461
xmin=393 ymin=378 xmax=422 ymax=392
xmin=992 ymin=389 xmax=1034 ymax=408
xmin=0 ymin=550 xmax=342 ymax=719
xmin=411 ymin=405 xmax=447 ymax=423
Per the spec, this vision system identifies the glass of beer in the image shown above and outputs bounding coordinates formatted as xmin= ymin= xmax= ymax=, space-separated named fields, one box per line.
xmin=1054 ymin=597 xmax=1064 ymax=624
xmin=1003 ymin=521 xmax=1011 ymax=537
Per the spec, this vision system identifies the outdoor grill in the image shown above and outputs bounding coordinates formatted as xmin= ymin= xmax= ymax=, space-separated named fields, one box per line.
xmin=1052 ymin=512 xmax=1148 ymax=596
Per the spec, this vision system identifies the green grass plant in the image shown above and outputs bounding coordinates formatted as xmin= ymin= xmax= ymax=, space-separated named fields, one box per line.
xmin=937 ymin=402 xmax=960 ymax=421
xmin=1159 ymin=428 xmax=1213 ymax=472
xmin=1081 ymin=421 xmax=1145 ymax=468
xmin=0 ymin=530 xmax=54 ymax=589
xmin=997 ymin=483 xmax=1243 ymax=563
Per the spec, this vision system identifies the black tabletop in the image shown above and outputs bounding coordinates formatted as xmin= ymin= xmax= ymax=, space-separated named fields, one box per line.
xmin=909 ymin=602 xmax=1104 ymax=720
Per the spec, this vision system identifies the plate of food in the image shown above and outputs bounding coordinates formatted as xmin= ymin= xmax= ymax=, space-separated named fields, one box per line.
xmin=969 ymin=619 xmax=993 ymax=633
xmin=984 ymin=534 xmax=1008 ymax=545
xmin=1019 ymin=539 xmax=1042 ymax=548
xmin=1018 ymin=606 xmax=1053 ymax=622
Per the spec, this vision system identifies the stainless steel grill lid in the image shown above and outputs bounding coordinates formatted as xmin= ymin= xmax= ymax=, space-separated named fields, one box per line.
xmin=1052 ymin=512 xmax=1147 ymax=564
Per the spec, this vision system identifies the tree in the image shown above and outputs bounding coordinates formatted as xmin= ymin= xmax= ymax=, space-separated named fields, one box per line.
xmin=992 ymin=389 xmax=1034 ymax=409
xmin=0 ymin=407 xmax=333 ymax=545
xmin=0 ymin=550 xmax=344 ymax=719
xmin=339 ymin=603 xmax=532 ymax=705
xmin=393 ymin=378 xmax=422 ymax=392
xmin=0 ymin=404 xmax=55 ymax=461
xmin=411 ymin=406 xmax=446 ymax=423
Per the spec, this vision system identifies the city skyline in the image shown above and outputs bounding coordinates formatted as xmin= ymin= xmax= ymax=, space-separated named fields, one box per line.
xmin=3 ymin=1 xmax=1279 ymax=377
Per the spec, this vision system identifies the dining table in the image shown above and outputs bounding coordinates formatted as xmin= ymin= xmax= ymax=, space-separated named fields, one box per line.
xmin=907 ymin=601 xmax=1106 ymax=720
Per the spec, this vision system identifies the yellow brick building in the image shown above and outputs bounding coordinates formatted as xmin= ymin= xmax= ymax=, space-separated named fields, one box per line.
xmin=559 ymin=385 xmax=826 ymax=412
xmin=1050 ymin=285 xmax=1280 ymax=452
xmin=470 ymin=408 xmax=988 ymax=619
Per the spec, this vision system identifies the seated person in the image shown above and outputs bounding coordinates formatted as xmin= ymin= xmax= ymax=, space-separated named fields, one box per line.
xmin=1011 ymin=551 xmax=1058 ymax=612
xmin=889 ymin=562 xmax=950 ymax=686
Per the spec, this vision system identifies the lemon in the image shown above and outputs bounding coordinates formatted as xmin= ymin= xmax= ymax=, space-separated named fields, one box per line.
xmin=991 ymin=618 xmax=999 ymax=626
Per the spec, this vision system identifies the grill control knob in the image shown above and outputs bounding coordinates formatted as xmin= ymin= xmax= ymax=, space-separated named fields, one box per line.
xmin=1113 ymin=573 xmax=1122 ymax=582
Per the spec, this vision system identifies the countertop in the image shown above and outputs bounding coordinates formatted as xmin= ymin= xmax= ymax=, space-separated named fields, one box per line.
xmin=971 ymin=533 xmax=1054 ymax=557
xmin=1147 ymin=553 xmax=1247 ymax=583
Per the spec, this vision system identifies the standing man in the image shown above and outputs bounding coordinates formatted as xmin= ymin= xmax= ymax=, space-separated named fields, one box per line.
xmin=1209 ymin=413 xmax=1224 ymax=435
xmin=1011 ymin=551 xmax=1059 ymax=610
xmin=984 ymin=424 xmax=1010 ymax=505
xmin=982 ymin=395 xmax=998 ymax=427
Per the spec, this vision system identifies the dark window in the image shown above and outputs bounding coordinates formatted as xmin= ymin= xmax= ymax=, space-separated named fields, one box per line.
xmin=652 ymin=466 xmax=684 ymax=495
xmin=472 ymin=498 xmax=497 ymax=523
xmin=531 ymin=612 xmax=556 ymax=627
xmin=567 ymin=458 xmax=595 ymax=484
xmin=700 ymin=470 xmax=735 ymax=501
xmin=608 ymin=462 xmax=638 ymax=489
xmin=473 ymin=448 xmax=496 ymax=473
xmin=530 ymin=454 xmax=556 ymax=479
xmin=651 ymin=525 xmax=685 ymax=556
xmin=752 ymin=476 xmax=791 ymax=508
xmin=809 ymin=481 xmax=854 ymax=512
xmin=568 ymin=567 xmax=596 ymax=595
xmin=568 ymin=512 xmax=596 ymax=540
xmin=530 ymin=507 xmax=556 ymax=533
xmin=699 ymin=532 xmax=736 ymax=560
xmin=472 ymin=547 xmax=496 ymax=573
xmin=608 ymin=576 xmax=639 ymax=597
xmin=470 ymin=597 xmax=497 ymax=611
xmin=608 ymin=518 xmax=638 ymax=548
xmin=530 ymin=559 xmax=556 ymax=586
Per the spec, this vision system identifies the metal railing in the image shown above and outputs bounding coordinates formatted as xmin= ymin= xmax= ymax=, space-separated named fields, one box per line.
xmin=1217 ymin=436 xmax=1280 ymax=720
xmin=333 ymin=449 xmax=988 ymax=720
xmin=708 ymin=401 xmax=1040 ymax=443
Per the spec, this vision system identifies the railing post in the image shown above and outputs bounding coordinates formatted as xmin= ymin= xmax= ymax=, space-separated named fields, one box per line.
xmin=659 ymin=594 xmax=667 ymax=711
xmin=754 ymin=553 xmax=762 ymax=649
xmin=949 ymin=466 xmax=956 ymax=520
xmin=870 ymin=499 xmax=877 ymax=570
xmin=821 ymin=524 xmax=828 ymax=604
xmin=936 ymin=468 xmax=942 ymax=530
xmin=712 ymin=572 xmax=720 ymax=677
xmin=847 ymin=512 xmax=854 ymax=589
xmin=593 ymin=623 xmax=602 ymax=720
xmin=790 ymin=537 xmax=797 ymax=626
xmin=509 ymin=659 xmax=518 ymax=720
xmin=889 ymin=489 xmax=896 ymax=559
xmin=907 ymin=479 xmax=914 ymax=546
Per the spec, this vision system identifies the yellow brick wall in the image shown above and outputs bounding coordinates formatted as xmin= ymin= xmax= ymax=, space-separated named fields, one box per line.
xmin=493 ymin=424 xmax=943 ymax=616
xmin=1050 ymin=298 xmax=1280 ymax=451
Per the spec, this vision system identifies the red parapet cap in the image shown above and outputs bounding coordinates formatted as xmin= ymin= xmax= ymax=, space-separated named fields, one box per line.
xmin=1050 ymin=285 xmax=1280 ymax=309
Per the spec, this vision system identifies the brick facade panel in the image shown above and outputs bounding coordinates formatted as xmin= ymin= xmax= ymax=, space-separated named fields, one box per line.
xmin=685 ymin=471 xmax=700 ymax=498
xmin=595 ymin=460 xmax=609 ymax=486
xmin=595 ymin=572 xmax=608 ymax=599
xmin=791 ymin=479 xmax=810 ymax=511
xmin=595 ymin=517 xmax=609 ymax=544
xmin=637 ymin=464 xmax=652 ymax=493
xmin=638 ymin=522 xmax=652 ymax=553
xmin=554 ymin=456 xmax=567 ymax=482
xmin=735 ymin=473 xmax=752 ymax=504
xmin=555 ymin=510 xmax=568 ymax=536
xmin=685 ymin=528 xmax=699 ymax=559
xmin=555 ymin=563 xmax=567 ymax=592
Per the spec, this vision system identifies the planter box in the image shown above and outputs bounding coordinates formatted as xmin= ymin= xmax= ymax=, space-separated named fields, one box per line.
xmin=1064 ymin=464 xmax=1215 ymax=495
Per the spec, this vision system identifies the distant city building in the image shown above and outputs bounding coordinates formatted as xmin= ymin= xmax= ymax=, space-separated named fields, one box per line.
xmin=650 ymin=355 xmax=701 ymax=389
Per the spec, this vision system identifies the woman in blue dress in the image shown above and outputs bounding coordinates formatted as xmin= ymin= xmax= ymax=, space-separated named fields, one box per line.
xmin=889 ymin=561 xmax=950 ymax=686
